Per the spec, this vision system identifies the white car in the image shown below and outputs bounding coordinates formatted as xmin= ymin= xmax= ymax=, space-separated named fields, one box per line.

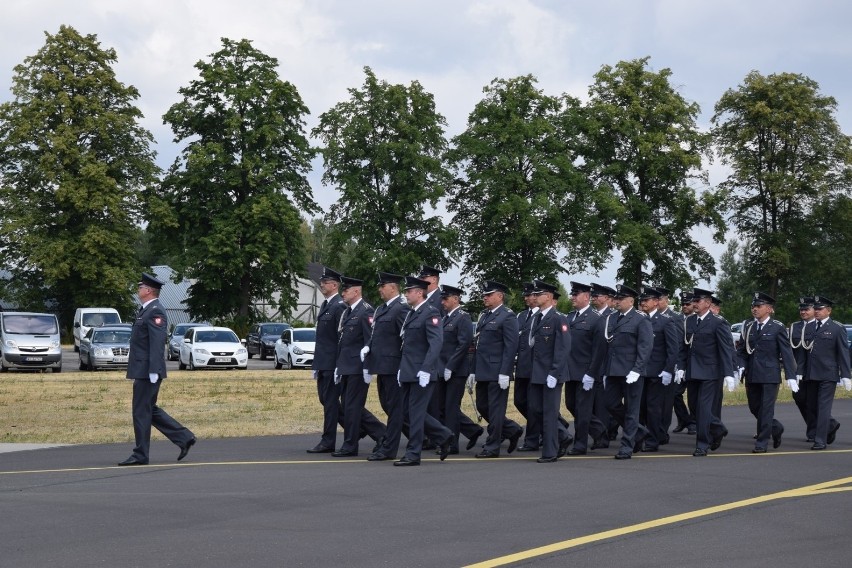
xmin=178 ymin=326 xmax=248 ymax=370
xmin=274 ymin=327 xmax=316 ymax=369
xmin=730 ymin=322 xmax=743 ymax=347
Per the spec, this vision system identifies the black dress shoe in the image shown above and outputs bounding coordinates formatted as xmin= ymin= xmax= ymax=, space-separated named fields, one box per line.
xmin=752 ymin=447 xmax=767 ymax=453
xmin=590 ymin=440 xmax=609 ymax=450
xmin=367 ymin=453 xmax=394 ymax=461
xmin=557 ymin=434 xmax=574 ymax=458
xmin=438 ymin=439 xmax=452 ymax=461
xmin=641 ymin=445 xmax=658 ymax=452
xmin=692 ymin=448 xmax=707 ymax=457
xmin=476 ymin=450 xmax=499 ymax=458
xmin=811 ymin=443 xmax=827 ymax=451
xmin=806 ymin=437 xmax=815 ymax=443
xmin=828 ymin=422 xmax=840 ymax=445
xmin=710 ymin=429 xmax=728 ymax=451
xmin=536 ymin=456 xmax=558 ymax=463
xmin=306 ymin=445 xmax=334 ymax=454
xmin=566 ymin=448 xmax=586 ymax=456
xmin=660 ymin=435 xmax=670 ymax=446
xmin=516 ymin=445 xmax=539 ymax=452
xmin=466 ymin=427 xmax=484 ymax=451
xmin=393 ymin=458 xmax=420 ymax=466
xmin=633 ymin=427 xmax=649 ymax=453
xmin=177 ymin=438 xmax=196 ymax=461
xmin=331 ymin=449 xmax=358 ymax=457
xmin=772 ymin=425 xmax=784 ymax=449
xmin=614 ymin=451 xmax=632 ymax=460
xmin=436 ymin=447 xmax=460 ymax=455
xmin=687 ymin=426 xmax=697 ymax=435
xmin=372 ymin=436 xmax=385 ymax=454
xmin=672 ymin=423 xmax=687 ymax=433
xmin=507 ymin=430 xmax=523 ymax=454
xmin=118 ymin=456 xmax=148 ymax=466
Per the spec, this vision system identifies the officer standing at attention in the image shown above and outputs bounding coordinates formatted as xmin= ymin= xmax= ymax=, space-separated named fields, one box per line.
xmin=591 ymin=284 xmax=654 ymax=460
xmin=789 ymin=297 xmax=840 ymax=443
xmin=435 ymin=284 xmax=483 ymax=454
xmin=119 ymin=273 xmax=195 ymax=466
xmin=514 ymin=282 xmax=540 ymax=452
xmin=394 ymin=276 xmax=453 ymax=466
xmin=467 ymin=280 xmax=524 ymax=457
xmin=527 ymin=280 xmax=573 ymax=462
xmin=363 ymin=272 xmax=410 ymax=461
xmin=677 ymin=288 xmax=737 ymax=457
xmin=796 ymin=296 xmax=851 ymax=450
xmin=332 ymin=276 xmax=386 ymax=457
xmin=564 ymin=282 xmax=606 ymax=455
xmin=637 ymin=286 xmax=679 ymax=452
xmin=307 ymin=267 xmax=348 ymax=454
xmin=735 ymin=292 xmax=796 ymax=453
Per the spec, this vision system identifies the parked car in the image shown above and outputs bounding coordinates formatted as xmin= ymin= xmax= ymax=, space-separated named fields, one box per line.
xmin=731 ymin=322 xmax=743 ymax=348
xmin=245 ymin=322 xmax=292 ymax=360
xmin=179 ymin=326 xmax=248 ymax=370
xmin=166 ymin=322 xmax=209 ymax=361
xmin=73 ymin=307 xmax=121 ymax=352
xmin=78 ymin=325 xmax=131 ymax=371
xmin=0 ymin=312 xmax=63 ymax=373
xmin=274 ymin=327 xmax=316 ymax=369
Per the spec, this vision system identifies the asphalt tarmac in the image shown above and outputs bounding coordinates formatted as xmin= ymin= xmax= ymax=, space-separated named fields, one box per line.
xmin=2 ymin=400 xmax=851 ymax=568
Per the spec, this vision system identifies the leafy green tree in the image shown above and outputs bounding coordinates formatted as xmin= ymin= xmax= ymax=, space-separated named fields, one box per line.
xmin=579 ymin=57 xmax=726 ymax=291
xmin=446 ymin=75 xmax=600 ymax=309
xmin=312 ymin=67 xmax=454 ymax=284
xmin=0 ymin=25 xmax=157 ymax=325
xmin=150 ymin=38 xmax=316 ymax=323
xmin=714 ymin=240 xmax=759 ymax=325
xmin=712 ymin=71 xmax=852 ymax=299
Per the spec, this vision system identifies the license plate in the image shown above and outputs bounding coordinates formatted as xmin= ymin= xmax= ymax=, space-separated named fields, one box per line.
xmin=114 ymin=356 xmax=128 ymax=363
xmin=215 ymin=357 xmax=231 ymax=363
xmin=25 ymin=356 xmax=44 ymax=362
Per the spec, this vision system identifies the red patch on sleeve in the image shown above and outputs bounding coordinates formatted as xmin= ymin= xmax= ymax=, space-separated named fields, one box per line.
xmin=432 ymin=317 xmax=439 ymax=325
xmin=153 ymin=316 xmax=165 ymax=327
xmin=562 ymin=324 xmax=568 ymax=332
xmin=368 ymin=316 xmax=373 ymax=324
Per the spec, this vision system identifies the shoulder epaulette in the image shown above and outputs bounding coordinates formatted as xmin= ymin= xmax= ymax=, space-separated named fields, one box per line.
xmin=772 ymin=319 xmax=784 ymax=326
xmin=505 ymin=308 xmax=514 ymax=314
xmin=660 ymin=311 xmax=671 ymax=318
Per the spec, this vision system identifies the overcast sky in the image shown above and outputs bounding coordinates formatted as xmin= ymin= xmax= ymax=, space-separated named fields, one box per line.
xmin=2 ymin=0 xmax=851 ymax=291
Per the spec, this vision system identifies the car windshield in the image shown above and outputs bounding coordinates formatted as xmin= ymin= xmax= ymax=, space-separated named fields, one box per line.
xmin=3 ymin=314 xmax=58 ymax=334
xmin=261 ymin=324 xmax=289 ymax=336
xmin=293 ymin=329 xmax=316 ymax=342
xmin=93 ymin=330 xmax=131 ymax=343
xmin=173 ymin=324 xmax=198 ymax=337
xmin=82 ymin=312 xmax=120 ymax=326
xmin=195 ymin=330 xmax=239 ymax=343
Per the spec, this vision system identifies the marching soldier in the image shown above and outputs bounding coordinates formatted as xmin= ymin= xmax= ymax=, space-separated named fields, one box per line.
xmin=590 ymin=283 xmax=619 ymax=445
xmin=637 ymin=286 xmax=679 ymax=452
xmin=564 ymin=281 xmax=606 ymax=455
xmin=514 ymin=282 xmax=541 ymax=452
xmin=435 ymin=284 xmax=483 ymax=454
xmin=671 ymin=291 xmax=697 ymax=435
xmin=656 ymin=286 xmax=681 ymax=439
xmin=394 ymin=276 xmax=453 ymax=465
xmin=677 ymin=287 xmax=736 ymax=457
xmin=467 ymin=280 xmax=524 ymax=457
xmin=796 ymin=296 xmax=851 ymax=450
xmin=419 ymin=265 xmax=445 ymax=316
xmin=591 ymin=284 xmax=654 ymax=459
xmin=735 ymin=292 xmax=796 ymax=453
xmin=527 ymin=280 xmax=573 ymax=462
xmin=332 ymin=276 xmax=386 ymax=457
xmin=363 ymin=272 xmax=410 ymax=461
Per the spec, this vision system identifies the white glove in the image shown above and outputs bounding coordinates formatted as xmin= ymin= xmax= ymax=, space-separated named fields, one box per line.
xmin=417 ymin=370 xmax=431 ymax=387
xmin=659 ymin=371 xmax=672 ymax=386
xmin=363 ymin=370 xmax=372 ymax=384
xmin=148 ymin=373 xmax=158 ymax=384
xmin=787 ymin=378 xmax=799 ymax=393
xmin=675 ymin=369 xmax=684 ymax=384
xmin=397 ymin=370 xmax=401 ymax=386
xmin=582 ymin=374 xmax=595 ymax=391
xmin=602 ymin=376 xmax=607 ymax=389
xmin=546 ymin=375 xmax=557 ymax=389
xmin=737 ymin=367 xmax=745 ymax=381
xmin=796 ymin=374 xmax=802 ymax=383
xmin=359 ymin=345 xmax=370 ymax=362
xmin=626 ymin=371 xmax=640 ymax=384
xmin=842 ymin=378 xmax=852 ymax=391
xmin=724 ymin=376 xmax=736 ymax=392
xmin=312 ymin=370 xmax=318 ymax=380
xmin=466 ymin=374 xmax=475 ymax=392
xmin=444 ymin=368 xmax=452 ymax=381
xmin=334 ymin=368 xmax=341 ymax=385
xmin=498 ymin=374 xmax=510 ymax=389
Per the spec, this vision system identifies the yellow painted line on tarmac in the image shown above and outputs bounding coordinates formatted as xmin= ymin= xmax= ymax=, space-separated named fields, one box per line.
xmin=463 ymin=476 xmax=852 ymax=568
xmin=2 ymin=448 xmax=851 ymax=476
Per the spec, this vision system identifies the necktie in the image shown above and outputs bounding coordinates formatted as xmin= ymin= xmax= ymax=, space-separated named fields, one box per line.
xmin=529 ymin=312 xmax=542 ymax=347
xmin=617 ymin=313 xmax=624 ymax=323
xmin=815 ymin=320 xmax=822 ymax=332
xmin=320 ymin=299 xmax=328 ymax=312
xmin=572 ymin=311 xmax=578 ymax=323
xmin=755 ymin=322 xmax=763 ymax=334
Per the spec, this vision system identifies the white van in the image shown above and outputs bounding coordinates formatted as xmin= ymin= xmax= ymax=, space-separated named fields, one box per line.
xmin=0 ymin=312 xmax=63 ymax=373
xmin=73 ymin=307 xmax=122 ymax=351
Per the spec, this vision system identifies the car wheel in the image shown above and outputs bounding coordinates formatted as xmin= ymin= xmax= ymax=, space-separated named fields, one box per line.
xmin=79 ymin=356 xmax=86 ymax=371
xmin=51 ymin=365 xmax=62 ymax=373
xmin=274 ymin=353 xmax=283 ymax=370
xmin=189 ymin=356 xmax=196 ymax=371
xmin=283 ymin=354 xmax=293 ymax=370
xmin=74 ymin=344 xmax=79 ymax=353
xmin=260 ymin=350 xmax=267 ymax=361
xmin=247 ymin=351 xmax=253 ymax=359
xmin=178 ymin=356 xmax=186 ymax=371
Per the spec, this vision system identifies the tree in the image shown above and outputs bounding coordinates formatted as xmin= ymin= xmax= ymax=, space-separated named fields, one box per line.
xmin=712 ymin=71 xmax=852 ymax=299
xmin=446 ymin=75 xmax=602 ymax=307
xmin=579 ymin=57 xmax=726 ymax=291
xmin=0 ymin=25 xmax=158 ymax=324
xmin=312 ymin=67 xmax=454 ymax=284
xmin=150 ymin=38 xmax=316 ymax=323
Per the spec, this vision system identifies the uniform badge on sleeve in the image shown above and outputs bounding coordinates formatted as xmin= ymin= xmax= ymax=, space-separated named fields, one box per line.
xmin=561 ymin=324 xmax=568 ymax=332
xmin=368 ymin=316 xmax=374 ymax=325
xmin=432 ymin=317 xmax=439 ymax=325
xmin=153 ymin=316 xmax=165 ymax=327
